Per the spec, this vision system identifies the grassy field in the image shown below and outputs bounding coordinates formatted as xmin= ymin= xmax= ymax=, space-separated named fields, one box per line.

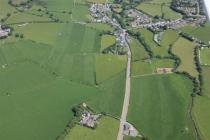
xmin=137 ymin=3 xmax=162 ymax=17
xmin=129 ymin=37 xmax=149 ymax=61
xmin=194 ymin=96 xmax=210 ymax=140
xmin=132 ymin=59 xmax=174 ymax=76
xmin=86 ymin=23 xmax=113 ymax=32
xmin=139 ymin=29 xmax=179 ymax=57
xmin=180 ymin=23 xmax=210 ymax=44
xmin=0 ymin=18 xmax=126 ymax=140
xmin=63 ymin=116 xmax=119 ymax=140
xmin=5 ymin=12 xmax=52 ymax=24
xmin=101 ymin=35 xmax=116 ymax=51
xmin=0 ymin=0 xmax=16 ymax=19
xmin=193 ymin=66 xmax=210 ymax=140
xmin=95 ymin=54 xmax=126 ymax=83
xmin=127 ymin=74 xmax=196 ymax=140
xmin=136 ymin=2 xmax=181 ymax=20
xmin=172 ymin=37 xmax=198 ymax=77
xmin=200 ymin=47 xmax=210 ymax=65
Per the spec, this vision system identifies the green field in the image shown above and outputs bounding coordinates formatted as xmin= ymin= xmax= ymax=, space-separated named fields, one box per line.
xmin=193 ymin=67 xmax=210 ymax=140
xmin=200 ymin=48 xmax=210 ymax=65
xmin=95 ymin=54 xmax=126 ymax=83
xmin=101 ymin=35 xmax=116 ymax=51
xmin=172 ymin=37 xmax=198 ymax=77
xmin=180 ymin=23 xmax=210 ymax=44
xmin=139 ymin=29 xmax=179 ymax=57
xmin=194 ymin=96 xmax=210 ymax=140
xmin=86 ymin=23 xmax=113 ymax=32
xmin=63 ymin=116 xmax=119 ymax=140
xmin=0 ymin=19 xmax=125 ymax=139
xmin=132 ymin=59 xmax=174 ymax=76
xmin=129 ymin=37 xmax=149 ymax=61
xmin=136 ymin=2 xmax=181 ymax=20
xmin=127 ymin=74 xmax=196 ymax=140
xmin=0 ymin=0 xmax=16 ymax=19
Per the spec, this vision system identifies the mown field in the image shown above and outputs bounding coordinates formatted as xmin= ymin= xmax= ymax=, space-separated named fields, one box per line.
xmin=127 ymin=74 xmax=196 ymax=140
xmin=63 ymin=116 xmax=119 ymax=140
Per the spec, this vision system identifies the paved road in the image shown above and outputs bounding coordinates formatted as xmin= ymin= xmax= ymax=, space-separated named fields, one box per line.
xmin=117 ymin=47 xmax=132 ymax=140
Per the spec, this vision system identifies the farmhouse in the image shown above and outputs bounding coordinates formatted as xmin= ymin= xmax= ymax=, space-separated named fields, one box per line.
xmin=80 ymin=111 xmax=101 ymax=128
xmin=0 ymin=25 xmax=11 ymax=39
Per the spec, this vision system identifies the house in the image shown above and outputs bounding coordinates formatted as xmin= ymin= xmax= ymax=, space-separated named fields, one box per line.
xmin=0 ymin=25 xmax=11 ymax=39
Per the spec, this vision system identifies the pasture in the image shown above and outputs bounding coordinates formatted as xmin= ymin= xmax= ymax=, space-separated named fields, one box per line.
xmin=0 ymin=0 xmax=16 ymax=19
xmin=5 ymin=12 xmax=52 ymax=25
xmin=131 ymin=59 xmax=174 ymax=76
xmin=64 ymin=116 xmax=119 ymax=140
xmin=139 ymin=28 xmax=179 ymax=57
xmin=86 ymin=23 xmax=113 ymax=32
xmin=200 ymin=47 xmax=210 ymax=65
xmin=0 ymin=18 xmax=125 ymax=140
xmin=95 ymin=54 xmax=126 ymax=84
xmin=136 ymin=2 xmax=181 ymax=20
xmin=129 ymin=37 xmax=149 ymax=62
xmin=194 ymin=96 xmax=210 ymax=140
xmin=180 ymin=23 xmax=210 ymax=44
xmin=172 ymin=37 xmax=198 ymax=77
xmin=101 ymin=35 xmax=116 ymax=52
xmin=128 ymin=74 xmax=196 ymax=140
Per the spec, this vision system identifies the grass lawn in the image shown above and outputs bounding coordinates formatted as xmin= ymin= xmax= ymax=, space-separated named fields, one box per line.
xmin=95 ymin=54 xmax=126 ymax=83
xmin=172 ymin=37 xmax=198 ymax=77
xmin=200 ymin=47 xmax=210 ymax=65
xmin=128 ymin=74 xmax=196 ymax=140
xmin=129 ymin=37 xmax=149 ymax=61
xmin=64 ymin=116 xmax=119 ymax=140
xmin=101 ymin=35 xmax=116 ymax=52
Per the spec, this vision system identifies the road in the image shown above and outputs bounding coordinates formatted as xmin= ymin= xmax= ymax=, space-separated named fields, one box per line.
xmin=117 ymin=43 xmax=132 ymax=140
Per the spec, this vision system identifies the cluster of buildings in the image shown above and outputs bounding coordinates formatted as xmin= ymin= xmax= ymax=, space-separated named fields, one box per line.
xmin=80 ymin=111 xmax=101 ymax=129
xmin=125 ymin=9 xmax=152 ymax=27
xmin=90 ymin=3 xmax=129 ymax=49
xmin=123 ymin=122 xmax=139 ymax=137
xmin=90 ymin=3 xmax=111 ymax=23
xmin=171 ymin=0 xmax=199 ymax=16
xmin=0 ymin=24 xmax=11 ymax=39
